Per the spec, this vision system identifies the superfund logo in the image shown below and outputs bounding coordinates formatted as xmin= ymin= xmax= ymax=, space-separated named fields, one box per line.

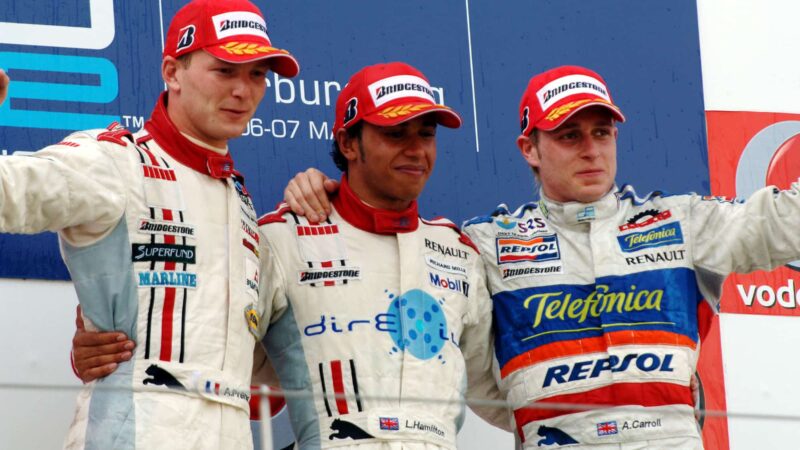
xmin=496 ymin=235 xmax=560 ymax=264
xmin=369 ymin=75 xmax=435 ymax=108
xmin=212 ymin=12 xmax=269 ymax=40
xmin=537 ymin=74 xmax=609 ymax=110
xmin=429 ymin=273 xmax=470 ymax=296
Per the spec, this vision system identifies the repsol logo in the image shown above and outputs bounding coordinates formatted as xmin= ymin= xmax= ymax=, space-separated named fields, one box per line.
xmin=523 ymin=284 xmax=664 ymax=328
xmin=429 ymin=273 xmax=470 ymax=297
xmin=543 ymin=353 xmax=675 ymax=387
xmin=496 ymin=235 xmax=560 ymax=264
xmin=132 ymin=244 xmax=195 ymax=264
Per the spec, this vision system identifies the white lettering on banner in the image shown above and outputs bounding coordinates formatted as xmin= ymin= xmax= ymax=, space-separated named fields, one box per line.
xmin=0 ymin=0 xmax=115 ymax=49
xmin=737 ymin=280 xmax=800 ymax=308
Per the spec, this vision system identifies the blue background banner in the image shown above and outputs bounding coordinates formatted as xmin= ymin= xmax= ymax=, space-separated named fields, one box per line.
xmin=0 ymin=0 xmax=705 ymax=280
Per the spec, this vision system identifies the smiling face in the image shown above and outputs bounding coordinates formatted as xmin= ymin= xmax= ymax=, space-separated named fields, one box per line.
xmin=517 ymin=106 xmax=618 ymax=203
xmin=336 ymin=116 xmax=437 ymax=211
xmin=163 ymin=50 xmax=269 ymax=148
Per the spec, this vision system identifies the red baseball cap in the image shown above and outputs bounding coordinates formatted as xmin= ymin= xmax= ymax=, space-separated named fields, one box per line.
xmin=518 ymin=65 xmax=624 ymax=135
xmin=163 ymin=0 xmax=299 ymax=78
xmin=333 ymin=62 xmax=462 ymax=134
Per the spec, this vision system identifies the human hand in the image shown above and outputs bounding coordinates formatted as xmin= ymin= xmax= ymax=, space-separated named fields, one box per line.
xmin=283 ymin=168 xmax=339 ymax=223
xmin=72 ymin=305 xmax=135 ymax=383
xmin=0 ymin=69 xmax=9 ymax=107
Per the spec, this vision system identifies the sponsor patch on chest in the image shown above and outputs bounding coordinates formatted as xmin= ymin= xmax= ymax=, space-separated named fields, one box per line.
xmin=493 ymin=216 xmax=550 ymax=238
xmin=131 ymin=243 xmax=196 ymax=264
xmin=424 ymin=255 xmax=467 ymax=276
xmin=137 ymin=271 xmax=197 ymax=289
xmin=429 ymin=272 xmax=470 ymax=297
xmin=501 ymin=264 xmax=563 ymax=280
xmin=617 ymin=222 xmax=684 ymax=253
xmin=137 ymin=218 xmax=196 ymax=239
xmin=298 ymin=267 xmax=361 ymax=285
xmin=495 ymin=235 xmax=561 ymax=264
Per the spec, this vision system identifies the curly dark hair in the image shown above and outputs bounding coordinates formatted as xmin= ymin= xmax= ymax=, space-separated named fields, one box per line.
xmin=330 ymin=122 xmax=363 ymax=172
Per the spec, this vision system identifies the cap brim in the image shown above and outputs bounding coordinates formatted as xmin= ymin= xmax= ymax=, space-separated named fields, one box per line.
xmin=363 ymin=102 xmax=462 ymax=129
xmin=204 ymin=44 xmax=300 ymax=78
xmin=536 ymin=100 xmax=625 ymax=132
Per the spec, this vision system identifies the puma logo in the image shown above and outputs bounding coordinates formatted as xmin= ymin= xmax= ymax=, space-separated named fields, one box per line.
xmin=329 ymin=418 xmax=373 ymax=441
xmin=537 ymin=425 xmax=578 ymax=447
xmin=142 ymin=364 xmax=185 ymax=390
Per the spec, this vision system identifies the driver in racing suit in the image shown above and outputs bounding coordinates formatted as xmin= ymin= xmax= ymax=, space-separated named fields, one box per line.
xmin=460 ymin=65 xmax=800 ymax=449
xmin=258 ymin=61 xmax=508 ymax=449
xmin=0 ymin=0 xmax=298 ymax=448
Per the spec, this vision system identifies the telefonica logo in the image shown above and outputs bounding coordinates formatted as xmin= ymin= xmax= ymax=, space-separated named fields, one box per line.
xmin=523 ymin=284 xmax=664 ymax=328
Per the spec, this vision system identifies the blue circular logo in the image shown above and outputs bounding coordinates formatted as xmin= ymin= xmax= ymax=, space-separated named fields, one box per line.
xmin=386 ymin=289 xmax=448 ymax=360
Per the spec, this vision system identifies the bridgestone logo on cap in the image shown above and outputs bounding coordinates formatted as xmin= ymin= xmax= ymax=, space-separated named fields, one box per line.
xmin=369 ymin=75 xmax=435 ymax=107
xmin=536 ymin=74 xmax=609 ymax=110
xmin=212 ymin=11 xmax=269 ymax=40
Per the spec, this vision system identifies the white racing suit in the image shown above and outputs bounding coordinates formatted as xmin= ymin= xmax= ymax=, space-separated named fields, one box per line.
xmin=257 ymin=176 xmax=509 ymax=450
xmin=0 ymin=93 xmax=266 ymax=449
xmin=463 ymin=182 xmax=800 ymax=449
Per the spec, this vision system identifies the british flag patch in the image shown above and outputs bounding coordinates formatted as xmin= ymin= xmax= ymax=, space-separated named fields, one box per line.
xmin=379 ymin=417 xmax=399 ymax=431
xmin=596 ymin=421 xmax=618 ymax=436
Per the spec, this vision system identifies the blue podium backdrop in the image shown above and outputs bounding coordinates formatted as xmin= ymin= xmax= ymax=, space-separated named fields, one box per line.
xmin=0 ymin=0 xmax=706 ymax=280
